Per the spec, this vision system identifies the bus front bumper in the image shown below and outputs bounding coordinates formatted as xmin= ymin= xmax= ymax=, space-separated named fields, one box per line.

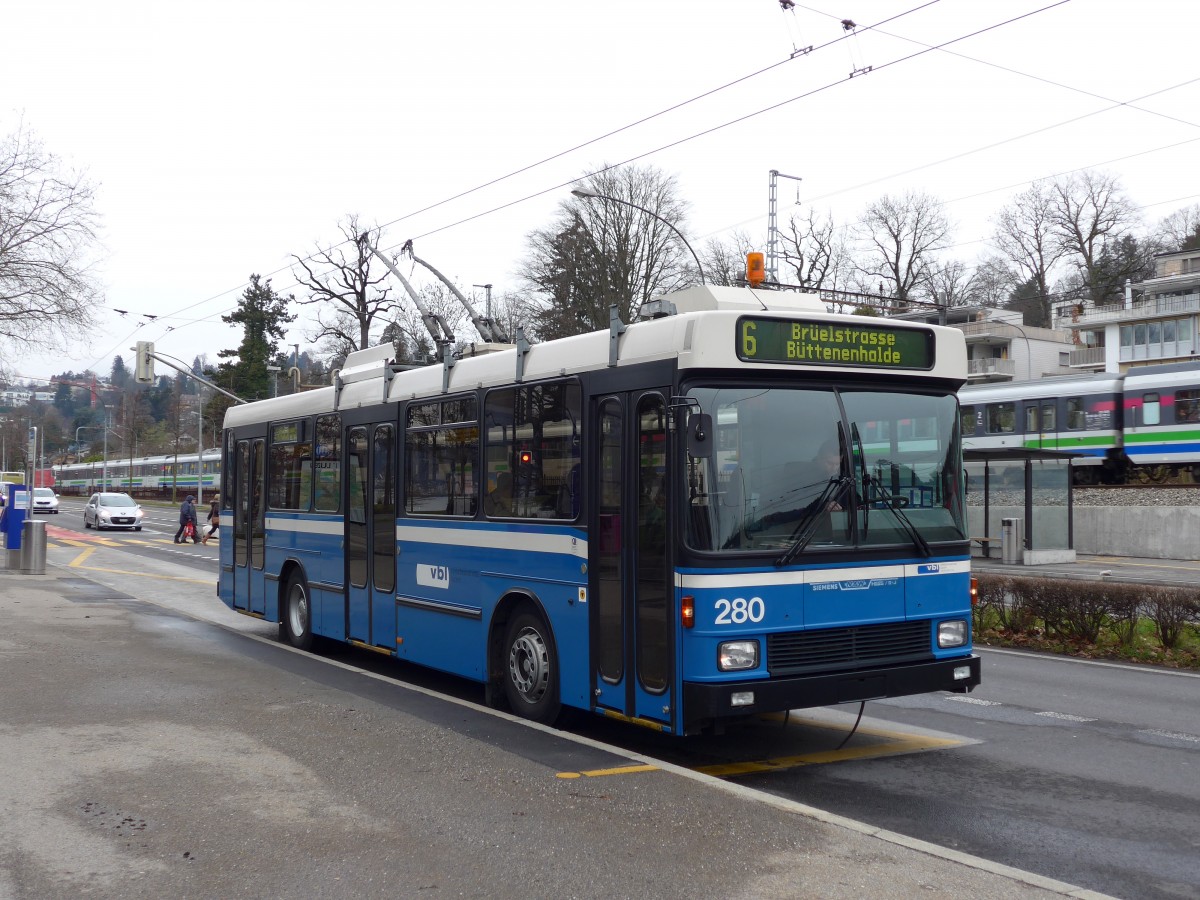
xmin=683 ymin=654 xmax=981 ymax=727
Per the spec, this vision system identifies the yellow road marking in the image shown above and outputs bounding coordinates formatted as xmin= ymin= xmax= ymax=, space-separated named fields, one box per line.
xmin=556 ymin=764 xmax=660 ymax=779
xmin=69 ymin=564 xmax=211 ymax=585
xmin=58 ymin=538 xmax=89 ymax=547
xmin=68 ymin=547 xmax=96 ymax=567
xmin=1092 ymin=555 xmax=1200 ymax=572
xmin=64 ymin=546 xmax=209 ymax=584
xmin=695 ymin=733 xmax=963 ymax=777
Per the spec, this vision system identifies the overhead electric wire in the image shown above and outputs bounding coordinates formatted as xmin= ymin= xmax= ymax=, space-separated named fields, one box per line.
xmin=803 ymin=76 xmax=1200 ymax=206
xmin=403 ymin=0 xmax=1073 ymax=248
xmin=69 ymin=0 xmax=1141 ymax=380
xmin=68 ymin=0 xmax=945 ymax=381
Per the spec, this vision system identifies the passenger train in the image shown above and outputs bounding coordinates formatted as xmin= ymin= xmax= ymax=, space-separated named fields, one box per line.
xmin=959 ymin=361 xmax=1200 ymax=483
xmin=53 ymin=449 xmax=222 ymax=497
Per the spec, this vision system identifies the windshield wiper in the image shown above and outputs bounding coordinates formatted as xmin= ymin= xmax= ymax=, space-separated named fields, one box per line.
xmin=863 ymin=475 xmax=932 ymax=557
xmin=851 ymin=423 xmax=868 ymax=537
xmin=775 ymin=475 xmax=851 ymax=568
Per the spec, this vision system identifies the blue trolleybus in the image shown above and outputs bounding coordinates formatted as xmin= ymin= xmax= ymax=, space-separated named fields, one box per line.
xmin=218 ymin=285 xmax=980 ymax=735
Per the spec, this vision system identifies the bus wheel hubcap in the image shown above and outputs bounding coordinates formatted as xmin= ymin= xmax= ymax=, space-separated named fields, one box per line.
xmin=289 ymin=589 xmax=307 ymax=635
xmin=509 ymin=628 xmax=548 ymax=703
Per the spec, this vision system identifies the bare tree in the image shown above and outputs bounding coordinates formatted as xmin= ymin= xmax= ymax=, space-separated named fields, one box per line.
xmin=972 ymin=256 xmax=1019 ymax=309
xmin=292 ymin=215 xmax=393 ymax=352
xmin=0 ymin=125 xmax=103 ymax=355
xmin=853 ymin=190 xmax=951 ymax=308
xmin=1049 ymin=170 xmax=1141 ymax=307
xmin=379 ymin=282 xmax=467 ymax=364
xmin=699 ymin=231 xmax=756 ymax=287
xmin=779 ymin=208 xmax=850 ymax=292
xmin=992 ymin=182 xmax=1064 ymax=327
xmin=519 ymin=164 xmax=696 ymax=340
xmin=1155 ymin=203 xmax=1200 ymax=252
xmin=923 ymin=259 xmax=979 ymax=311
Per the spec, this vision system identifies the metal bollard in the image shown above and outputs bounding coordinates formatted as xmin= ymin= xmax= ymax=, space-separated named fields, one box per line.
xmin=19 ymin=518 xmax=47 ymax=575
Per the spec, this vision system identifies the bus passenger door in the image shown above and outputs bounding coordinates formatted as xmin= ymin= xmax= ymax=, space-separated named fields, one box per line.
xmin=232 ymin=438 xmax=266 ymax=615
xmin=345 ymin=423 xmax=397 ymax=650
xmin=590 ymin=392 xmax=674 ymax=730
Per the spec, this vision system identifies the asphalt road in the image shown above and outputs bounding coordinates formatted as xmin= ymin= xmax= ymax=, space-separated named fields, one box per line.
xmin=13 ymin=500 xmax=1197 ymax=898
xmin=2 ymin=551 xmax=1093 ymax=899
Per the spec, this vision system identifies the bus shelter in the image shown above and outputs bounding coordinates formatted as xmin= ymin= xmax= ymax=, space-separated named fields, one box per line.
xmin=963 ymin=448 xmax=1083 ymax=565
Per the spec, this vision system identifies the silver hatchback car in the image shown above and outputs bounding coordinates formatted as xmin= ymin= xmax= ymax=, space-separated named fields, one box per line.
xmin=84 ymin=492 xmax=144 ymax=531
xmin=32 ymin=487 xmax=60 ymax=513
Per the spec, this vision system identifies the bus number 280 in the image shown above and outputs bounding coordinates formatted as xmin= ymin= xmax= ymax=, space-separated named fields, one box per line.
xmin=713 ymin=597 xmax=765 ymax=625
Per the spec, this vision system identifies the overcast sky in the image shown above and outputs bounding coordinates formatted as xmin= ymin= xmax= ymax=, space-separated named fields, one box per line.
xmin=4 ymin=0 xmax=1198 ymax=385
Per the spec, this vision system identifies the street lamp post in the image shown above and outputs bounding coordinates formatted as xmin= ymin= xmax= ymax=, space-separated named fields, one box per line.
xmin=570 ymin=188 xmax=707 ymax=285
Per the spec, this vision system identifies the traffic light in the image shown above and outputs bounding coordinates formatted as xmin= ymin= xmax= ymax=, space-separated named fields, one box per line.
xmin=134 ymin=341 xmax=155 ymax=383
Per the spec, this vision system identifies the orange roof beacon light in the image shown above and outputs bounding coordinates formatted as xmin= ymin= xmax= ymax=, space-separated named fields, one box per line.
xmin=746 ymin=252 xmax=766 ymax=287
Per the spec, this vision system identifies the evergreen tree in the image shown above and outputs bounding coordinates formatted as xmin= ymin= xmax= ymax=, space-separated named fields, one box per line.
xmin=208 ymin=274 xmax=296 ymax=423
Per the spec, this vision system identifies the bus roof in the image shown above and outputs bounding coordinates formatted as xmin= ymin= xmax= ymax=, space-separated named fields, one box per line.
xmin=224 ymin=286 xmax=966 ymax=430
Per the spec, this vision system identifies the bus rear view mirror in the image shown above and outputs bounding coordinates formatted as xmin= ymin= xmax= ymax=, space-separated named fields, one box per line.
xmin=687 ymin=413 xmax=712 ymax=458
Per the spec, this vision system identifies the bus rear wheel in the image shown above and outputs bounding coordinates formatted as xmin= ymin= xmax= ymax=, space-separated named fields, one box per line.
xmin=281 ymin=573 xmax=314 ymax=651
xmin=503 ymin=610 xmax=560 ymax=725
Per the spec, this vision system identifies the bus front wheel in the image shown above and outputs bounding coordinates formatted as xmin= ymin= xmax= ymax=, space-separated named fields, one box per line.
xmin=503 ymin=610 xmax=560 ymax=725
xmin=281 ymin=573 xmax=314 ymax=651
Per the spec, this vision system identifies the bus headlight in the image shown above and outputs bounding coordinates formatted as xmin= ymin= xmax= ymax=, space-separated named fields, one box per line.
xmin=938 ymin=619 xmax=968 ymax=648
xmin=718 ymin=640 xmax=759 ymax=671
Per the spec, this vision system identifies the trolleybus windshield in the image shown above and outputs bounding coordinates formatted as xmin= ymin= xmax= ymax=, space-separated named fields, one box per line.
xmin=685 ymin=385 xmax=965 ymax=554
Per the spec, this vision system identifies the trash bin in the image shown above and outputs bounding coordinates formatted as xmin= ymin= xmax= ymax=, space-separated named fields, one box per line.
xmin=19 ymin=518 xmax=46 ymax=575
xmin=1000 ymin=517 xmax=1023 ymax=565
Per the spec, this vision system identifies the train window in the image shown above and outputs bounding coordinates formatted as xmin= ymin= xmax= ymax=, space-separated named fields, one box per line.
xmin=1177 ymin=390 xmax=1200 ymax=424
xmin=1143 ymin=393 xmax=1160 ymax=426
xmin=985 ymin=402 xmax=1015 ymax=434
xmin=959 ymin=405 xmax=976 ymax=436
xmin=1066 ymin=398 xmax=1086 ymax=430
xmin=1041 ymin=402 xmax=1056 ymax=431
xmin=1024 ymin=405 xmax=1038 ymax=433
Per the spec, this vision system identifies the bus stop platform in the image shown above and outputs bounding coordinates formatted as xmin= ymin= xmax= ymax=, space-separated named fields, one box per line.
xmin=0 ymin=562 xmax=1105 ymax=900
xmin=971 ymin=552 xmax=1200 ymax=588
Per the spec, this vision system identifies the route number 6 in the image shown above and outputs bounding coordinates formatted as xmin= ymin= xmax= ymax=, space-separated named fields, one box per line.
xmin=714 ymin=596 xmax=765 ymax=625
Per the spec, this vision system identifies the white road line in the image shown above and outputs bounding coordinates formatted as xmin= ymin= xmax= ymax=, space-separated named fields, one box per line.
xmin=1035 ymin=711 xmax=1097 ymax=723
xmin=978 ymin=646 xmax=1200 ymax=678
xmin=944 ymin=696 xmax=1002 ymax=706
xmin=1140 ymin=729 xmax=1200 ymax=744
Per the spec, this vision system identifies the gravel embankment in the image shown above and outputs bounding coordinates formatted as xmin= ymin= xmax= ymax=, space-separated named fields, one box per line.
xmin=969 ymin=487 xmax=1198 ymax=507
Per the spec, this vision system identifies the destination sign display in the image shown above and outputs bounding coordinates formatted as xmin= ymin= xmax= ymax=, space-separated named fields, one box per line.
xmin=737 ymin=317 xmax=935 ymax=370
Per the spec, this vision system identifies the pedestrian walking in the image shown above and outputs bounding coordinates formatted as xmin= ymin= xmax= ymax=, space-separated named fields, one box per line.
xmin=175 ymin=495 xmax=200 ymax=544
xmin=202 ymin=494 xmax=220 ymax=544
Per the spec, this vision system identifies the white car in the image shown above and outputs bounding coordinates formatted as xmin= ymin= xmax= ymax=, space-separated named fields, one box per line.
xmin=32 ymin=487 xmax=60 ymax=514
xmin=83 ymin=492 xmax=144 ymax=531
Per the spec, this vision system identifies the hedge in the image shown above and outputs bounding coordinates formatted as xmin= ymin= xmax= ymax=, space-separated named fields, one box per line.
xmin=975 ymin=574 xmax=1200 ymax=652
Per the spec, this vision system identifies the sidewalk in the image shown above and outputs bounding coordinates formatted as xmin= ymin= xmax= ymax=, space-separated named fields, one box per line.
xmin=972 ymin=552 xmax=1200 ymax=587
